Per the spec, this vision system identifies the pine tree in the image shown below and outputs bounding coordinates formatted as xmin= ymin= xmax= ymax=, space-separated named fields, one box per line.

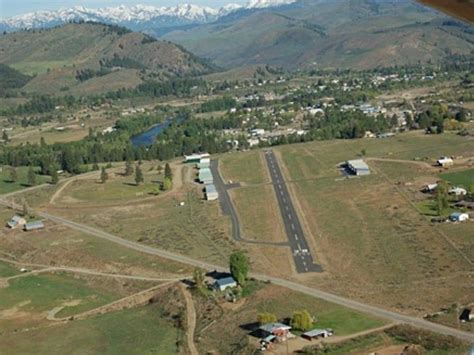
xmin=2 ymin=131 xmax=9 ymax=143
xmin=51 ymin=169 xmax=59 ymax=185
xmin=135 ymin=165 xmax=144 ymax=186
xmin=162 ymin=177 xmax=172 ymax=191
xmin=100 ymin=167 xmax=108 ymax=184
xmin=164 ymin=163 xmax=172 ymax=181
xmin=9 ymin=166 xmax=17 ymax=183
xmin=27 ymin=166 xmax=36 ymax=186
xmin=125 ymin=160 xmax=134 ymax=176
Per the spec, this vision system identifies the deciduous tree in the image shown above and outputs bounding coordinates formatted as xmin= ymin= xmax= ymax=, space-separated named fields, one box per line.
xmin=229 ymin=251 xmax=249 ymax=286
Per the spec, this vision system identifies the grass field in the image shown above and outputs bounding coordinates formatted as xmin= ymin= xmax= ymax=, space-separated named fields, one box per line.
xmin=220 ymin=150 xmax=268 ymax=185
xmin=0 ymin=166 xmax=51 ymax=194
xmin=279 ymin=132 xmax=474 ymax=181
xmin=10 ymin=60 xmax=73 ymax=75
xmin=269 ymin=134 xmax=474 ymax=313
xmin=0 ymin=302 xmax=181 ymax=354
xmin=0 ymin=261 xmax=20 ymax=277
xmin=230 ymin=185 xmax=286 ymax=243
xmin=440 ymin=168 xmax=474 ymax=188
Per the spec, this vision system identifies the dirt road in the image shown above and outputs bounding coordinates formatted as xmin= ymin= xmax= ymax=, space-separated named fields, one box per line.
xmin=180 ymin=285 xmax=198 ymax=355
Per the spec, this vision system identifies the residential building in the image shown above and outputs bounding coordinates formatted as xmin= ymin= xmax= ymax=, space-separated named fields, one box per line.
xmin=302 ymin=329 xmax=334 ymax=340
xmin=6 ymin=215 xmax=26 ymax=229
xmin=185 ymin=153 xmax=210 ymax=163
xmin=449 ymin=187 xmax=467 ymax=196
xmin=214 ymin=277 xmax=237 ymax=291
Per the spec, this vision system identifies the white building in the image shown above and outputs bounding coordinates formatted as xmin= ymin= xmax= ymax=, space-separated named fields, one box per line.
xmin=346 ymin=159 xmax=370 ymax=176
xmin=437 ymin=157 xmax=453 ymax=167
xmin=449 ymin=187 xmax=467 ymax=196
xmin=450 ymin=213 xmax=469 ymax=222
xmin=205 ymin=184 xmax=219 ymax=201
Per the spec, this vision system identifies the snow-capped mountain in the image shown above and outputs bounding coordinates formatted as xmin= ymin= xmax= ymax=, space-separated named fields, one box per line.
xmin=0 ymin=0 xmax=297 ymax=32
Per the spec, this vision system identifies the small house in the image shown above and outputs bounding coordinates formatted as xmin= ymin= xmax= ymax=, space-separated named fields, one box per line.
xmin=184 ymin=153 xmax=210 ymax=164
xmin=449 ymin=212 xmax=469 ymax=222
xmin=302 ymin=328 xmax=334 ymax=341
xmin=214 ymin=277 xmax=237 ymax=291
xmin=437 ymin=157 xmax=453 ymax=167
xmin=24 ymin=220 xmax=45 ymax=231
xmin=7 ymin=215 xmax=26 ymax=229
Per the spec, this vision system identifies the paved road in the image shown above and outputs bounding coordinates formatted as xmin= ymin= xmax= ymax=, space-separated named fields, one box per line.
xmin=210 ymin=159 xmax=288 ymax=247
xmin=264 ymin=150 xmax=322 ymax=273
xmin=1 ymin=203 xmax=473 ymax=341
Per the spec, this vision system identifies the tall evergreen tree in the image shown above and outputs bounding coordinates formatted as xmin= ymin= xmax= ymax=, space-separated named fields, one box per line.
xmin=135 ymin=165 xmax=144 ymax=186
xmin=164 ymin=163 xmax=172 ymax=181
xmin=50 ymin=168 xmax=59 ymax=185
xmin=100 ymin=166 xmax=108 ymax=184
xmin=9 ymin=166 xmax=17 ymax=183
xmin=27 ymin=166 xmax=36 ymax=186
xmin=125 ymin=160 xmax=134 ymax=176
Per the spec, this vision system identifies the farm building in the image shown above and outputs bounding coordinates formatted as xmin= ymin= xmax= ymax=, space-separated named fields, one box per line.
xmin=24 ymin=220 xmax=45 ymax=231
xmin=437 ymin=157 xmax=453 ymax=167
xmin=449 ymin=187 xmax=467 ymax=196
xmin=6 ymin=215 xmax=26 ymax=229
xmin=185 ymin=153 xmax=210 ymax=163
xmin=302 ymin=329 xmax=334 ymax=340
xmin=449 ymin=212 xmax=469 ymax=222
xmin=346 ymin=159 xmax=370 ymax=176
xmin=205 ymin=184 xmax=219 ymax=201
xmin=198 ymin=168 xmax=214 ymax=184
xmin=259 ymin=323 xmax=292 ymax=341
xmin=214 ymin=277 xmax=237 ymax=291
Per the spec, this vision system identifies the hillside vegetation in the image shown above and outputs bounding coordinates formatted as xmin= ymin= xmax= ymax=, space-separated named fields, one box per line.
xmin=0 ymin=23 xmax=213 ymax=95
xmin=165 ymin=0 xmax=474 ymax=69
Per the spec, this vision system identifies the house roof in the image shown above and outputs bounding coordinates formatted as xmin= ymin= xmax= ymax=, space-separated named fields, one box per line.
xmin=205 ymin=184 xmax=217 ymax=194
xmin=259 ymin=323 xmax=291 ymax=333
xmin=25 ymin=220 xmax=44 ymax=229
xmin=215 ymin=276 xmax=236 ymax=287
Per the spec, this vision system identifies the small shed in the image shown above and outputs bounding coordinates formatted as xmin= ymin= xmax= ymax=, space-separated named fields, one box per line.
xmin=24 ymin=220 xmax=45 ymax=231
xmin=214 ymin=277 xmax=237 ymax=291
xmin=7 ymin=215 xmax=26 ymax=229
xmin=450 ymin=212 xmax=469 ymax=222
xmin=302 ymin=328 xmax=334 ymax=340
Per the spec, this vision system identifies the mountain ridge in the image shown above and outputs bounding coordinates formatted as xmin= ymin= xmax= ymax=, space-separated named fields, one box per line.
xmin=0 ymin=1 xmax=297 ymax=32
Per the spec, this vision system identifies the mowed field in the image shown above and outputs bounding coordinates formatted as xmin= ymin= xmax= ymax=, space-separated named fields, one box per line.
xmin=273 ymin=132 xmax=474 ymax=314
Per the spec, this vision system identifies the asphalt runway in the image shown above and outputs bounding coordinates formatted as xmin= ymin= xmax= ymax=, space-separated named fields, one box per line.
xmin=264 ymin=150 xmax=323 ymax=273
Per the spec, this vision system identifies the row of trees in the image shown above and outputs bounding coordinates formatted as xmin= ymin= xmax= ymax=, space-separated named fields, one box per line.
xmin=257 ymin=310 xmax=315 ymax=331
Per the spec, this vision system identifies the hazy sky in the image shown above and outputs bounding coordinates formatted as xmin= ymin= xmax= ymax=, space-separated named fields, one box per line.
xmin=1 ymin=0 xmax=248 ymax=17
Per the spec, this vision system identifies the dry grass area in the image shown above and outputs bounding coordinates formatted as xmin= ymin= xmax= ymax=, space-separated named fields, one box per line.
xmin=230 ymin=185 xmax=287 ymax=244
xmin=273 ymin=133 xmax=474 ymax=315
xmin=220 ymin=150 xmax=270 ymax=185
